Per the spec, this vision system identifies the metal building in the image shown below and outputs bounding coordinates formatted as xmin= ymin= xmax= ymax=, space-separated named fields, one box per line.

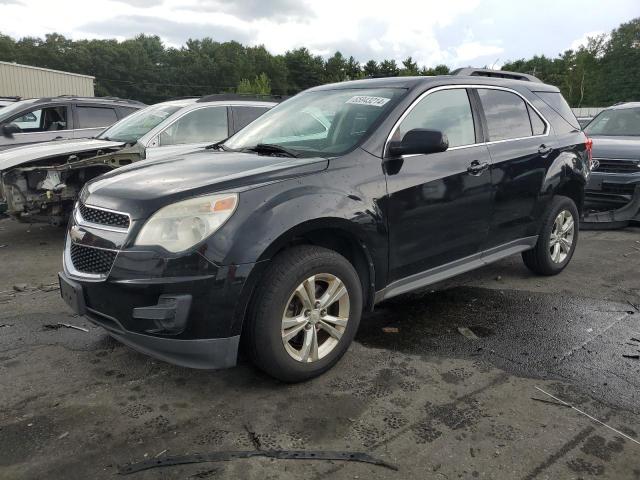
xmin=0 ymin=61 xmax=94 ymax=98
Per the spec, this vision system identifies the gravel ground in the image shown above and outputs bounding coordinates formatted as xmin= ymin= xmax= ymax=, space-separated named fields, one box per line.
xmin=0 ymin=218 xmax=639 ymax=479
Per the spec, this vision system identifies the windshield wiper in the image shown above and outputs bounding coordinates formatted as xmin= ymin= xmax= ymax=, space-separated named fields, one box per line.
xmin=245 ymin=143 xmax=301 ymax=158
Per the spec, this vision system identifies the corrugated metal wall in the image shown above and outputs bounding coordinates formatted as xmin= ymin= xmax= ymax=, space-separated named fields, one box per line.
xmin=0 ymin=61 xmax=94 ymax=98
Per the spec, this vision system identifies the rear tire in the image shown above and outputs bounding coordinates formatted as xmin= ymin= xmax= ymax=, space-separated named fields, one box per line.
xmin=522 ymin=195 xmax=579 ymax=276
xmin=245 ymin=245 xmax=362 ymax=382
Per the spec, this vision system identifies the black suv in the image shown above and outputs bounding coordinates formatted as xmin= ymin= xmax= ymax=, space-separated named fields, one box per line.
xmin=0 ymin=96 xmax=144 ymax=150
xmin=59 ymin=69 xmax=589 ymax=382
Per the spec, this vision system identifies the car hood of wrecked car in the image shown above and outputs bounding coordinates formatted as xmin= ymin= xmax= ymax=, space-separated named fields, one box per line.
xmin=0 ymin=138 xmax=126 ymax=171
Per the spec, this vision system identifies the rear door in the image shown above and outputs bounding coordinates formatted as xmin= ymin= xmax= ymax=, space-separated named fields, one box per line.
xmin=73 ymin=104 xmax=119 ymax=139
xmin=384 ymin=87 xmax=493 ymax=282
xmin=474 ymin=87 xmax=553 ymax=249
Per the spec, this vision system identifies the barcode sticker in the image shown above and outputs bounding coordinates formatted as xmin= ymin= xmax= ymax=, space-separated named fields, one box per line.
xmin=346 ymin=96 xmax=391 ymax=107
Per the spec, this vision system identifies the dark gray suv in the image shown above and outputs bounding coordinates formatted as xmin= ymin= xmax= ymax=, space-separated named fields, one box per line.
xmin=0 ymin=96 xmax=144 ymax=151
xmin=584 ymin=102 xmax=640 ymax=208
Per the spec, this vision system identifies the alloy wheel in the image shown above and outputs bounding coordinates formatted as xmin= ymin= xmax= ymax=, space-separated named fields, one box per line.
xmin=281 ymin=273 xmax=350 ymax=363
xmin=549 ymin=209 xmax=575 ymax=263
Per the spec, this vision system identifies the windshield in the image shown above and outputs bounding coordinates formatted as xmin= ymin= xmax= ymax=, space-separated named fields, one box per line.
xmin=0 ymin=99 xmax=38 ymax=122
xmin=224 ymin=88 xmax=406 ymax=157
xmin=97 ymin=104 xmax=182 ymax=142
xmin=584 ymin=108 xmax=640 ymax=136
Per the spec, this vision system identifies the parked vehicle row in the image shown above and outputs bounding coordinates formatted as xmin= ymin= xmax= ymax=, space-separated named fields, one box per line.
xmin=0 ymin=96 xmax=275 ymax=224
xmin=58 ymin=69 xmax=590 ymax=381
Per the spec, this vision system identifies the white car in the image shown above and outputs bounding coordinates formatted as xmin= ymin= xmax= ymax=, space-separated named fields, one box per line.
xmin=0 ymin=95 xmax=276 ymax=224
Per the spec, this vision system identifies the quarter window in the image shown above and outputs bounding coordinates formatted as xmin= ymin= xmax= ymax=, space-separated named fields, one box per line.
xmin=159 ymin=107 xmax=228 ymax=146
xmin=393 ymin=89 xmax=475 ymax=148
xmin=477 ymin=89 xmax=533 ymax=141
xmin=233 ymin=106 xmax=270 ymax=132
xmin=76 ymin=106 xmax=118 ymax=128
xmin=528 ymin=105 xmax=546 ymax=135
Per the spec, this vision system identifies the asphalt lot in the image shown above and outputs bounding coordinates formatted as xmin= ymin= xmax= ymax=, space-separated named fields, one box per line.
xmin=0 ymin=217 xmax=639 ymax=479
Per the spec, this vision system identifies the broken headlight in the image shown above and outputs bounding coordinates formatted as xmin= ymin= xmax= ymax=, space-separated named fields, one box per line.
xmin=135 ymin=193 xmax=238 ymax=253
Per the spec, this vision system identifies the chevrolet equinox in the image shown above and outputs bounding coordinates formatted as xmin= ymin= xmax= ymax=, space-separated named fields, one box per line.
xmin=59 ymin=69 xmax=590 ymax=382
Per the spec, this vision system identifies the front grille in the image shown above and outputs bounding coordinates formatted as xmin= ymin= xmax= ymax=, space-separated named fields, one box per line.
xmin=70 ymin=243 xmax=117 ymax=275
xmin=593 ymin=158 xmax=640 ymax=174
xmin=79 ymin=203 xmax=130 ymax=229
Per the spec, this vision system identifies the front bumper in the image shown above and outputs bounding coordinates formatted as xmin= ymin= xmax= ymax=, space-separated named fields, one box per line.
xmin=59 ymin=214 xmax=263 ymax=369
xmin=586 ymin=171 xmax=640 ymax=208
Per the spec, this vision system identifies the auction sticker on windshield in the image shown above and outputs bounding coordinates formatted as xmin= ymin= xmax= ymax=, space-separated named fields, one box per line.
xmin=346 ymin=96 xmax=391 ymax=107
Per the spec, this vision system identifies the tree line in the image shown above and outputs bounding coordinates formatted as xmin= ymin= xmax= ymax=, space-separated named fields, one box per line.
xmin=0 ymin=17 xmax=637 ymax=106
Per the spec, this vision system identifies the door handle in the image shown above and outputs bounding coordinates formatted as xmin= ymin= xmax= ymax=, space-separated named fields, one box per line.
xmin=538 ymin=144 xmax=552 ymax=156
xmin=467 ymin=160 xmax=489 ymax=176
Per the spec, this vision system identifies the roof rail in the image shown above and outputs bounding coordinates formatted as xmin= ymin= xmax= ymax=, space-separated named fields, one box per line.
xmin=49 ymin=95 xmax=145 ymax=105
xmin=196 ymin=93 xmax=288 ymax=103
xmin=451 ymin=68 xmax=543 ymax=83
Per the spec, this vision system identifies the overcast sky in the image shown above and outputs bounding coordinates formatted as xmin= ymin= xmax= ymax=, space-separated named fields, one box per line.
xmin=1 ymin=0 xmax=638 ymax=67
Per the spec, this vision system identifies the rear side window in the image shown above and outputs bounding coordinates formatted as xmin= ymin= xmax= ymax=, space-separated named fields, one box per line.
xmin=478 ymin=89 xmax=532 ymax=141
xmin=233 ymin=106 xmax=270 ymax=132
xmin=393 ymin=89 xmax=476 ymax=148
xmin=77 ymin=106 xmax=118 ymax=128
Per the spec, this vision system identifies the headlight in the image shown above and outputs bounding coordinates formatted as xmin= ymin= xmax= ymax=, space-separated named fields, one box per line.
xmin=135 ymin=193 xmax=238 ymax=252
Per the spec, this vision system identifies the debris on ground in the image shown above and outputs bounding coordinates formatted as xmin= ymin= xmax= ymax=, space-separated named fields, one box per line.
xmin=457 ymin=326 xmax=479 ymax=340
xmin=58 ymin=432 xmax=69 ymax=440
xmin=382 ymin=327 xmax=400 ymax=333
xmin=0 ymin=244 xmax=7 ymax=248
xmin=118 ymin=450 xmax=399 ymax=475
xmin=534 ymin=386 xmax=640 ymax=446
xmin=38 ymin=282 xmax=59 ymax=292
xmin=0 ymin=324 xmax=13 ymax=328
xmin=622 ymin=354 xmax=640 ymax=359
xmin=43 ymin=323 xmax=89 ymax=333
xmin=530 ymin=397 xmax=571 ymax=408
xmin=13 ymin=283 xmax=28 ymax=292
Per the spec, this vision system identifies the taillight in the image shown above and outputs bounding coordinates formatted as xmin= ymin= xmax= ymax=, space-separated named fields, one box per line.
xmin=585 ymin=137 xmax=593 ymax=168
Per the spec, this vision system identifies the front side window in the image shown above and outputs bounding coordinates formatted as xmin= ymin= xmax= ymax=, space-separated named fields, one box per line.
xmin=10 ymin=106 xmax=68 ymax=132
xmin=584 ymin=108 xmax=640 ymax=136
xmin=391 ymin=89 xmax=476 ymax=148
xmin=97 ymin=104 xmax=181 ymax=143
xmin=77 ymin=106 xmax=118 ymax=129
xmin=159 ymin=107 xmax=228 ymax=146
xmin=224 ymin=88 xmax=405 ymax=158
xmin=478 ymin=89 xmax=533 ymax=141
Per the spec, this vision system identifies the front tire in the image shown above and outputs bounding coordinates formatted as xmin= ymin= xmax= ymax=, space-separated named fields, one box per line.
xmin=522 ymin=195 xmax=579 ymax=275
xmin=245 ymin=246 xmax=363 ymax=382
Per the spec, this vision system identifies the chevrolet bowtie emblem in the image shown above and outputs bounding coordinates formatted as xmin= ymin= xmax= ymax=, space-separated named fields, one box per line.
xmin=70 ymin=225 xmax=86 ymax=243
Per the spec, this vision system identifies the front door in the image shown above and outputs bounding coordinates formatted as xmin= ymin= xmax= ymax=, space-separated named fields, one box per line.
xmin=384 ymin=87 xmax=492 ymax=283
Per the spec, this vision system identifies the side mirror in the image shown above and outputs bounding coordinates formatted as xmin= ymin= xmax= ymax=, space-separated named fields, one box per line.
xmin=2 ymin=123 xmax=21 ymax=139
xmin=387 ymin=129 xmax=449 ymax=157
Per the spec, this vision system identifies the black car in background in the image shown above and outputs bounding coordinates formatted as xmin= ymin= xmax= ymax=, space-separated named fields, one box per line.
xmin=583 ymin=102 xmax=640 ymax=208
xmin=59 ymin=69 xmax=590 ymax=382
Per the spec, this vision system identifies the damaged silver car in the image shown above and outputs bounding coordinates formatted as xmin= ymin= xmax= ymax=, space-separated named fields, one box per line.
xmin=0 ymin=95 xmax=275 ymax=224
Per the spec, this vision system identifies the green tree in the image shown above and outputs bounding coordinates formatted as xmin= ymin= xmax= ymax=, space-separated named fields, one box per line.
xmin=379 ymin=59 xmax=399 ymax=77
xmin=363 ymin=60 xmax=379 ymax=77
xmin=400 ymin=56 xmax=419 ymax=76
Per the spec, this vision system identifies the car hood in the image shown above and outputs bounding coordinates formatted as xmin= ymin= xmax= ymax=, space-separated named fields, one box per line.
xmin=591 ymin=136 xmax=640 ymax=160
xmin=84 ymin=150 xmax=329 ymax=219
xmin=0 ymin=138 xmax=125 ymax=171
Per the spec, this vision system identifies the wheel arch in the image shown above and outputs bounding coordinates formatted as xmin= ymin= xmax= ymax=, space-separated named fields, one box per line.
xmin=230 ymin=218 xmax=378 ymax=337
